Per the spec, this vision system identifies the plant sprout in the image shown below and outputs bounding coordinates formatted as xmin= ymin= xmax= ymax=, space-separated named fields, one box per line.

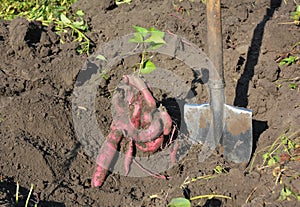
xmin=129 ymin=25 xmax=166 ymax=76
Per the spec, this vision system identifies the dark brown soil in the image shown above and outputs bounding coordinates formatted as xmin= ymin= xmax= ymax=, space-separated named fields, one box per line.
xmin=1 ymin=0 xmax=300 ymax=207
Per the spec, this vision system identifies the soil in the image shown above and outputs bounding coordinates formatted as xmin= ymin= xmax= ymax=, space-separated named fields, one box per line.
xmin=1 ymin=0 xmax=300 ymax=207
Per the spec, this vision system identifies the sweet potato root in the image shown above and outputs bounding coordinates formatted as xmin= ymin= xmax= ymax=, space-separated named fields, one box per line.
xmin=124 ymin=140 xmax=133 ymax=175
xmin=123 ymin=75 xmax=156 ymax=109
xmin=91 ymin=130 xmax=122 ymax=187
xmin=92 ymin=75 xmax=174 ymax=187
xmin=136 ymin=135 xmax=164 ymax=152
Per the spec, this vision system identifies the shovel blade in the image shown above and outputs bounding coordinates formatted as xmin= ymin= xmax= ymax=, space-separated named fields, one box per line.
xmin=184 ymin=104 xmax=252 ymax=163
xmin=223 ymin=105 xmax=252 ymax=163
xmin=184 ymin=103 xmax=211 ymax=144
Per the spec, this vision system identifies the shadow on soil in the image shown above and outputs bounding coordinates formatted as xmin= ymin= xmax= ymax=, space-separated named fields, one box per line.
xmin=0 ymin=177 xmax=65 ymax=207
xmin=233 ymin=0 xmax=281 ymax=154
xmin=234 ymin=0 xmax=282 ymax=107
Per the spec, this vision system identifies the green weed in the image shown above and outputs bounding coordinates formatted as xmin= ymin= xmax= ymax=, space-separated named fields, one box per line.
xmin=279 ymin=185 xmax=300 ymax=202
xmin=95 ymin=54 xmax=110 ymax=80
xmin=249 ymin=130 xmax=300 ymax=202
xmin=288 ymin=82 xmax=298 ymax=90
xmin=0 ymin=0 xmax=91 ymax=54
xmin=290 ymin=4 xmax=300 ymax=24
xmin=172 ymin=174 xmax=231 ymax=206
xmin=129 ymin=25 xmax=166 ymax=76
xmin=260 ymin=132 xmax=299 ymax=169
xmin=279 ymin=55 xmax=299 ymax=66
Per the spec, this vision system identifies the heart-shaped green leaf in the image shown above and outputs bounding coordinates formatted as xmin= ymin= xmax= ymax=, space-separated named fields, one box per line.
xmin=167 ymin=197 xmax=191 ymax=207
xmin=133 ymin=25 xmax=149 ymax=37
xmin=144 ymin=31 xmax=166 ymax=45
xmin=129 ymin=33 xmax=143 ymax=43
xmin=141 ymin=60 xmax=156 ymax=74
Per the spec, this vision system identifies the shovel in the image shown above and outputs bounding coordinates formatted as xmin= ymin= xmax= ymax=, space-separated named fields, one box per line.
xmin=184 ymin=0 xmax=252 ymax=163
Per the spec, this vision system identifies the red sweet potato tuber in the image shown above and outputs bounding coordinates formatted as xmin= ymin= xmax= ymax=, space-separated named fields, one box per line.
xmin=136 ymin=135 xmax=164 ymax=152
xmin=124 ymin=140 xmax=133 ymax=175
xmin=123 ymin=75 xmax=156 ymax=109
xmin=160 ymin=109 xmax=173 ymax=135
xmin=91 ymin=130 xmax=122 ymax=187
xmin=92 ymin=75 xmax=174 ymax=187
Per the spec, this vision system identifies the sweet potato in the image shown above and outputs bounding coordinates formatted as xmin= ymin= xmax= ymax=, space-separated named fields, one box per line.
xmin=123 ymin=75 xmax=156 ymax=109
xmin=160 ymin=109 xmax=173 ymax=135
xmin=91 ymin=130 xmax=122 ymax=187
xmin=136 ymin=135 xmax=164 ymax=152
xmin=92 ymin=75 xmax=173 ymax=187
xmin=124 ymin=140 xmax=133 ymax=175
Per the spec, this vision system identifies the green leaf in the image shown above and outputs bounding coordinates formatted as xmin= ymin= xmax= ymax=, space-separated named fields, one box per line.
xmin=279 ymin=56 xmax=298 ymax=66
xmin=289 ymin=83 xmax=297 ymax=90
xmin=132 ymin=25 xmax=148 ymax=37
xmin=60 ymin=13 xmax=71 ymax=24
xmin=168 ymin=197 xmax=191 ymax=207
xmin=144 ymin=31 xmax=166 ymax=44
xmin=76 ymin=10 xmax=84 ymax=16
xmin=101 ymin=70 xmax=109 ymax=80
xmin=129 ymin=33 xmax=143 ymax=43
xmin=96 ymin=55 xmax=107 ymax=61
xmin=273 ymin=155 xmax=279 ymax=162
xmin=141 ymin=60 xmax=156 ymax=74
xmin=72 ymin=20 xmax=86 ymax=30
xmin=281 ymin=134 xmax=288 ymax=143
xmin=267 ymin=156 xmax=278 ymax=166
xmin=263 ymin=152 xmax=269 ymax=162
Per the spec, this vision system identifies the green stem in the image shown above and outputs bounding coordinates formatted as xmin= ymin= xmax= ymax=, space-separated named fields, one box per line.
xmin=190 ymin=194 xmax=232 ymax=201
xmin=139 ymin=50 xmax=146 ymax=76
xmin=16 ymin=182 xmax=19 ymax=204
xmin=25 ymin=184 xmax=34 ymax=207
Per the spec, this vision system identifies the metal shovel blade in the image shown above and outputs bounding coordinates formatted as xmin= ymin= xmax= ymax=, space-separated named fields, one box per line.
xmin=184 ymin=103 xmax=252 ymax=163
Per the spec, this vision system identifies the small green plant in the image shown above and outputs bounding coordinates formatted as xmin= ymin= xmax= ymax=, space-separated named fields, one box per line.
xmin=248 ymin=130 xmax=300 ymax=203
xmin=129 ymin=25 xmax=166 ymax=76
xmin=289 ymin=82 xmax=298 ymax=89
xmin=290 ymin=4 xmax=300 ymax=24
xmin=167 ymin=194 xmax=231 ymax=207
xmin=0 ymin=0 xmax=91 ymax=54
xmin=279 ymin=185 xmax=300 ymax=201
xmin=279 ymin=55 xmax=299 ymax=66
xmin=249 ymin=130 xmax=300 ymax=173
xmin=260 ymin=132 xmax=299 ymax=168
xmin=115 ymin=0 xmax=132 ymax=5
xmin=95 ymin=55 xmax=110 ymax=80
xmin=54 ymin=10 xmax=90 ymax=54
xmin=172 ymin=175 xmax=231 ymax=206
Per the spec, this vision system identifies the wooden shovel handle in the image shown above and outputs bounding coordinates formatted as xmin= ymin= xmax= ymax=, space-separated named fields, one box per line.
xmin=206 ymin=0 xmax=224 ymax=84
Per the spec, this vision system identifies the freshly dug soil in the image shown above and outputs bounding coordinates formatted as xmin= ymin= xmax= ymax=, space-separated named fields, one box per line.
xmin=1 ymin=0 xmax=299 ymax=207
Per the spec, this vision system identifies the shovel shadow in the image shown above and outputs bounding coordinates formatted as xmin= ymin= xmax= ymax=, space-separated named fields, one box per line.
xmin=233 ymin=0 xmax=282 ymax=154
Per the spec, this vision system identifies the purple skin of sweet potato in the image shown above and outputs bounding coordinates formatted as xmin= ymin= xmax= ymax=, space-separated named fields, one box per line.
xmin=91 ymin=130 xmax=122 ymax=187
xmin=92 ymin=75 xmax=173 ymax=187
xmin=124 ymin=140 xmax=133 ymax=176
xmin=123 ymin=75 xmax=156 ymax=109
